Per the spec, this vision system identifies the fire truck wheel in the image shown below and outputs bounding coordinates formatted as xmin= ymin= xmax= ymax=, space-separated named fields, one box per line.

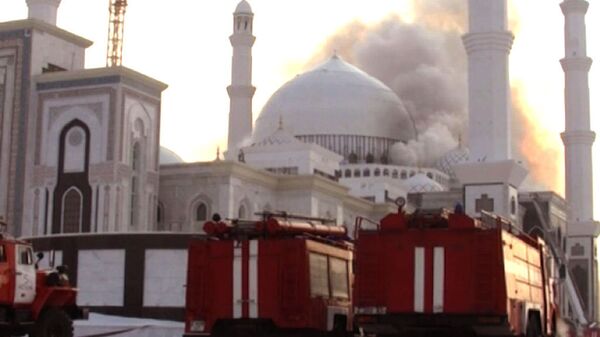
xmin=31 ymin=309 xmax=73 ymax=337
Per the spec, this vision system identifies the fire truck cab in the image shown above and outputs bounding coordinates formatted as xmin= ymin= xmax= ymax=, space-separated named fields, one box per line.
xmin=184 ymin=213 xmax=353 ymax=337
xmin=0 ymin=221 xmax=83 ymax=337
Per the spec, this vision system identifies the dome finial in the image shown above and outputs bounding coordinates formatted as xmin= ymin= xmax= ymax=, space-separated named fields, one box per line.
xmin=234 ymin=0 xmax=253 ymax=14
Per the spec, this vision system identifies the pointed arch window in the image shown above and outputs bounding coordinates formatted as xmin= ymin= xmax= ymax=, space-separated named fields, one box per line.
xmin=157 ymin=203 xmax=164 ymax=228
xmin=239 ymin=204 xmax=247 ymax=219
xmin=62 ymin=188 xmax=82 ymax=233
xmin=196 ymin=203 xmax=208 ymax=222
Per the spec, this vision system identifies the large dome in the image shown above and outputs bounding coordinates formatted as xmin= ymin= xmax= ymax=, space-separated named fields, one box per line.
xmin=253 ymin=55 xmax=413 ymax=162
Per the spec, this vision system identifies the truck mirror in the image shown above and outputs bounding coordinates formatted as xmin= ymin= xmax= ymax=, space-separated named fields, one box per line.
xmin=34 ymin=252 xmax=44 ymax=270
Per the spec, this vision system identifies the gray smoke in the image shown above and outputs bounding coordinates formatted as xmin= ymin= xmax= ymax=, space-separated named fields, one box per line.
xmin=303 ymin=1 xmax=561 ymax=191
xmin=304 ymin=0 xmax=468 ymax=168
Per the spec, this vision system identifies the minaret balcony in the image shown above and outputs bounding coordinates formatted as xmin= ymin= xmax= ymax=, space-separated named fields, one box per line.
xmin=561 ymin=130 xmax=596 ymax=146
xmin=560 ymin=57 xmax=593 ymax=71
xmin=462 ymin=31 xmax=514 ymax=54
xmin=561 ymin=0 xmax=589 ymax=15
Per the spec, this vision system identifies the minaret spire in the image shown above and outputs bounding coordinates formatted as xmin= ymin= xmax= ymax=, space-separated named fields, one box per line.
xmin=560 ymin=0 xmax=600 ymax=321
xmin=26 ymin=0 xmax=61 ymax=25
xmin=226 ymin=0 xmax=256 ymax=160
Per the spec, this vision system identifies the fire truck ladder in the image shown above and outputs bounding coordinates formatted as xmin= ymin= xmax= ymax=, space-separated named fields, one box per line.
xmin=530 ymin=194 xmax=588 ymax=326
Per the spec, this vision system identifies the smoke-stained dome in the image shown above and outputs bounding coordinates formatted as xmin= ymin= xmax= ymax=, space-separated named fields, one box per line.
xmin=253 ymin=55 xmax=413 ymax=162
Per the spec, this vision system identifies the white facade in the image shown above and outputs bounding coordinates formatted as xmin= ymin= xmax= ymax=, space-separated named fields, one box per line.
xmin=158 ymin=160 xmax=395 ymax=234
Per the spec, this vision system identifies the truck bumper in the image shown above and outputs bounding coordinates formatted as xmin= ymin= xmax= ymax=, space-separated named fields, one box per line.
xmin=355 ymin=313 xmax=511 ymax=336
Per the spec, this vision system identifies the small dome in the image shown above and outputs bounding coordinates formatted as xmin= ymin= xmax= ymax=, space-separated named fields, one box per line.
xmin=435 ymin=146 xmax=469 ymax=180
xmin=235 ymin=0 xmax=253 ymax=14
xmin=251 ymin=124 xmax=301 ymax=148
xmin=253 ymin=55 xmax=412 ymax=143
xmin=405 ymin=173 xmax=444 ymax=193
xmin=159 ymin=146 xmax=184 ymax=165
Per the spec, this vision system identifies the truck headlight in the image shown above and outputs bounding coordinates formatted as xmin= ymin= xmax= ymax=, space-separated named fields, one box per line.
xmin=190 ymin=320 xmax=205 ymax=332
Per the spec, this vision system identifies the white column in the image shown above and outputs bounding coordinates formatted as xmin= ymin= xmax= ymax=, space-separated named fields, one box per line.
xmin=560 ymin=0 xmax=595 ymax=224
xmin=26 ymin=0 xmax=61 ymax=25
xmin=226 ymin=1 xmax=256 ymax=160
xmin=462 ymin=0 xmax=513 ymax=162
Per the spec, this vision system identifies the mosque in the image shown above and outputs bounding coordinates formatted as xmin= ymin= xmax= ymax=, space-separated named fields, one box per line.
xmin=0 ymin=0 xmax=599 ymax=325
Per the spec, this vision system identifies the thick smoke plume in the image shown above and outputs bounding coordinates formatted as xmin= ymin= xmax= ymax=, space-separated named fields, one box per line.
xmin=304 ymin=0 xmax=468 ymax=168
xmin=304 ymin=0 xmax=562 ymax=192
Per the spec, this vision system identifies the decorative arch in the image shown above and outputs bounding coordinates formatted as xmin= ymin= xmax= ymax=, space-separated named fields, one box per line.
xmin=189 ymin=194 xmax=213 ymax=232
xmin=238 ymin=198 xmax=251 ymax=219
xmin=52 ymin=120 xmax=92 ymax=234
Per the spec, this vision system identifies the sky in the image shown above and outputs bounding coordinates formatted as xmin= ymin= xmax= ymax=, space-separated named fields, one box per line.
xmin=2 ymin=0 xmax=600 ymax=218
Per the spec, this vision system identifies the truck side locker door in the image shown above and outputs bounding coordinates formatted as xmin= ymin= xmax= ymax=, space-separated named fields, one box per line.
xmin=13 ymin=244 xmax=36 ymax=304
xmin=0 ymin=244 xmax=10 ymax=304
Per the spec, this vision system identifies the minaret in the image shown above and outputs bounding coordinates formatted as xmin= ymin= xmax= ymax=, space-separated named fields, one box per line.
xmin=26 ymin=0 xmax=62 ymax=25
xmin=560 ymin=0 xmax=600 ymax=321
xmin=463 ymin=0 xmax=513 ymax=162
xmin=226 ymin=0 xmax=256 ymax=160
xmin=561 ymin=0 xmax=596 ymax=225
xmin=454 ymin=0 xmax=527 ymax=224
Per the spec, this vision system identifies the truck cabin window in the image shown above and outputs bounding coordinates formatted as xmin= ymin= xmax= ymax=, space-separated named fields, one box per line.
xmin=18 ymin=246 xmax=33 ymax=265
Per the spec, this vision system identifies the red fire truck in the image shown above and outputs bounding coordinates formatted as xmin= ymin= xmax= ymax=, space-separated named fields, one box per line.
xmin=0 ymin=223 xmax=84 ymax=337
xmin=183 ymin=213 xmax=353 ymax=337
xmin=353 ymin=200 xmax=557 ymax=337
